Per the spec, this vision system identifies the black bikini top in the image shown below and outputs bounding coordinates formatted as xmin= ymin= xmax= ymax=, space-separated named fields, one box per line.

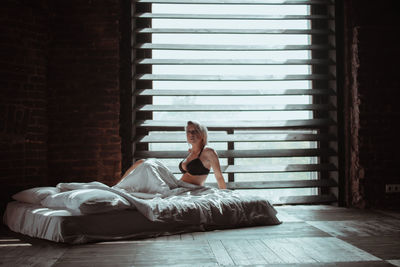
xmin=179 ymin=147 xmax=210 ymax=176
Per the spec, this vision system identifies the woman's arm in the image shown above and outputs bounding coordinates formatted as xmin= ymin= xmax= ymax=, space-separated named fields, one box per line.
xmin=208 ymin=149 xmax=227 ymax=189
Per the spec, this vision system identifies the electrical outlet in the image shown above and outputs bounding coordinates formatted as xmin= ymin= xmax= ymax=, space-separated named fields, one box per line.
xmin=385 ymin=184 xmax=400 ymax=193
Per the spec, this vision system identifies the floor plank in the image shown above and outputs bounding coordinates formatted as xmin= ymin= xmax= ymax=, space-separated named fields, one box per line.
xmin=0 ymin=232 xmax=67 ymax=267
xmin=191 ymin=222 xmax=329 ymax=240
xmin=53 ymin=243 xmax=138 ymax=265
xmin=318 ymin=237 xmax=380 ymax=262
xmin=277 ymin=238 xmax=318 ymax=263
xmin=262 ymin=238 xmax=303 ymax=264
xmin=289 ymin=237 xmax=328 ymax=263
xmin=151 ymin=234 xmax=182 ymax=241
xmin=277 ymin=205 xmax=392 ymax=221
xmin=340 ymin=236 xmax=400 ymax=260
xmin=261 ymin=237 xmax=381 ymax=264
xmin=208 ymin=240 xmax=235 ymax=266
xmin=179 ymin=233 xmax=194 ymax=241
xmin=307 ymin=219 xmax=400 ymax=237
xmin=373 ymin=210 xmax=400 ymax=220
xmin=132 ymin=241 xmax=217 ymax=266
xmin=247 ymin=239 xmax=285 ymax=264
xmin=222 ymin=239 xmax=267 ymax=265
xmin=259 ymin=262 xmax=396 ymax=267
xmin=387 ymin=260 xmax=400 ymax=267
xmin=1 ymin=244 xmax=67 ymax=267
xmin=275 ymin=209 xmax=304 ymax=222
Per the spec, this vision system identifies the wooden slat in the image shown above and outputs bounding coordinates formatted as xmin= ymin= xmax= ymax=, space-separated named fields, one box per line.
xmin=137 ymin=0 xmax=333 ymax=5
xmin=136 ymin=74 xmax=334 ymax=81
xmin=136 ymin=119 xmax=336 ymax=130
xmin=135 ymin=88 xmax=336 ymax=96
xmin=136 ymin=59 xmax=335 ymax=65
xmin=205 ymin=179 xmax=337 ymax=189
xmin=136 ymin=13 xmax=332 ymax=20
xmin=225 ymin=163 xmax=336 ymax=173
xmin=276 ymin=194 xmax=337 ymax=205
xmin=136 ymin=43 xmax=333 ymax=51
xmin=136 ymin=104 xmax=335 ymax=112
xmin=136 ymin=132 xmax=337 ymax=143
xmin=137 ymin=28 xmax=332 ymax=35
xmin=167 ymin=163 xmax=337 ymax=174
xmin=134 ymin=148 xmax=336 ymax=158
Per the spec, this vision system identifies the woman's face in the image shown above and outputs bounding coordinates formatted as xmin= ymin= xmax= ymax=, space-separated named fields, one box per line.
xmin=186 ymin=125 xmax=202 ymax=146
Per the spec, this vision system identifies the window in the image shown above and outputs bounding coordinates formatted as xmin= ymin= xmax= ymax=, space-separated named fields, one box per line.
xmin=132 ymin=0 xmax=338 ymax=204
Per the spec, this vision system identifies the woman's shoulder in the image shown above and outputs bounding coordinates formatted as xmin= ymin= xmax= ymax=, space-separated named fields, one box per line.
xmin=203 ymin=146 xmax=218 ymax=157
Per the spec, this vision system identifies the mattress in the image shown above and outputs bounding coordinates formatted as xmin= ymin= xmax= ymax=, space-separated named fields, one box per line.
xmin=3 ymin=160 xmax=281 ymax=244
xmin=3 ymin=201 xmax=206 ymax=244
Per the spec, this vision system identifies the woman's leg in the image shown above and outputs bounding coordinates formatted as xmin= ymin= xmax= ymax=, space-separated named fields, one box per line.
xmin=116 ymin=159 xmax=145 ymax=184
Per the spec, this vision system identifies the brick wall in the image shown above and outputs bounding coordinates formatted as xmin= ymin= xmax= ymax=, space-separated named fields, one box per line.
xmin=0 ymin=0 xmax=123 ymax=213
xmin=357 ymin=28 xmax=399 ymax=209
xmin=344 ymin=0 xmax=399 ymax=209
xmin=46 ymin=0 xmax=122 ymax=186
xmin=0 ymin=1 xmax=49 ymax=210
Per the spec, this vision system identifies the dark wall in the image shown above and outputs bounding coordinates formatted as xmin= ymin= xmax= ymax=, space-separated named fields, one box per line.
xmin=46 ymin=0 xmax=121 ymax=186
xmin=0 ymin=0 xmax=122 ymax=212
xmin=0 ymin=0 xmax=49 ymax=209
xmin=343 ymin=0 xmax=399 ymax=209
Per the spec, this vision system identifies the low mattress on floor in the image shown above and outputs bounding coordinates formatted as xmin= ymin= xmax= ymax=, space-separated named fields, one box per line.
xmin=3 ymin=189 xmax=281 ymax=244
xmin=3 ymin=201 xmax=207 ymax=244
xmin=3 ymin=160 xmax=281 ymax=244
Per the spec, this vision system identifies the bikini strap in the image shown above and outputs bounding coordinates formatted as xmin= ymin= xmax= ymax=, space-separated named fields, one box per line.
xmin=198 ymin=146 xmax=204 ymax=157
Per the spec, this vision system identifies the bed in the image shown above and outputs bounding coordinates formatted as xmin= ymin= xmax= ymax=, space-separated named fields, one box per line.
xmin=3 ymin=159 xmax=281 ymax=244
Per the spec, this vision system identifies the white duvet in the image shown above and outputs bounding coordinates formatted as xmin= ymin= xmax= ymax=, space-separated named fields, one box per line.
xmin=8 ymin=159 xmax=281 ymax=228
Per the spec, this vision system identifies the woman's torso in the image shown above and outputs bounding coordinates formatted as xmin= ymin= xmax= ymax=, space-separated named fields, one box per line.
xmin=179 ymin=147 xmax=210 ymax=186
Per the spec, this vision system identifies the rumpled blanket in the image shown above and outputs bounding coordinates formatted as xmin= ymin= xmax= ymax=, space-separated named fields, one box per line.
xmin=41 ymin=159 xmax=281 ymax=227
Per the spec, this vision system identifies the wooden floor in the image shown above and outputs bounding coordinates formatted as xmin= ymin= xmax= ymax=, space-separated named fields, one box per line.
xmin=1 ymin=205 xmax=399 ymax=266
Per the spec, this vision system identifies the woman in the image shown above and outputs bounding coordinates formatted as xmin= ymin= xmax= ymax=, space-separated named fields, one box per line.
xmin=119 ymin=121 xmax=227 ymax=190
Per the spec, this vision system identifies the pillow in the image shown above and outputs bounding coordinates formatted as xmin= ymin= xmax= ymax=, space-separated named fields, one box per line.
xmin=56 ymin=181 xmax=109 ymax=192
xmin=12 ymin=187 xmax=60 ymax=204
xmin=113 ymin=159 xmax=170 ymax=194
xmin=40 ymin=188 xmax=131 ymax=214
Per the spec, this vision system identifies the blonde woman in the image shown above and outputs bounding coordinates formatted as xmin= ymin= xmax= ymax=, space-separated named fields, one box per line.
xmin=117 ymin=121 xmax=227 ymax=190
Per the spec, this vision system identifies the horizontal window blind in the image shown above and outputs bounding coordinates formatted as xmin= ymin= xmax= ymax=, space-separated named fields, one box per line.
xmin=132 ymin=0 xmax=338 ymax=204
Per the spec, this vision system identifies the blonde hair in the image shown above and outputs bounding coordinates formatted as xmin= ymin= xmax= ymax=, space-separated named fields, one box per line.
xmin=185 ymin=120 xmax=208 ymax=147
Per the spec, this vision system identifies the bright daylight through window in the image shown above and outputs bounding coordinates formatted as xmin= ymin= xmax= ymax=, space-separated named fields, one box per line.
xmin=133 ymin=0 xmax=337 ymax=204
